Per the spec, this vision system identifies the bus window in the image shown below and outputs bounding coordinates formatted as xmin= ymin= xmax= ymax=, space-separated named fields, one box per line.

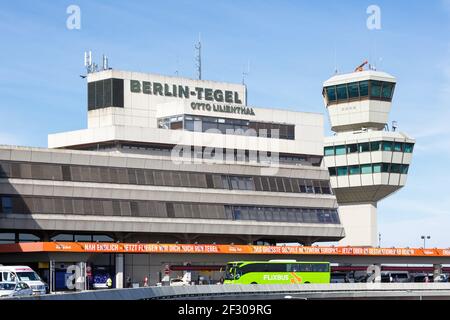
xmin=298 ymin=264 xmax=313 ymax=272
xmin=312 ymin=264 xmax=329 ymax=272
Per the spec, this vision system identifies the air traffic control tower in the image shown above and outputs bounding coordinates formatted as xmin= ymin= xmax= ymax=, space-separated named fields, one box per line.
xmin=322 ymin=63 xmax=415 ymax=247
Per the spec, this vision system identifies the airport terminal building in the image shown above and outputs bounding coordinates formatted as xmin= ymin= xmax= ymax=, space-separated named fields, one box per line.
xmin=0 ymin=69 xmax=344 ymax=288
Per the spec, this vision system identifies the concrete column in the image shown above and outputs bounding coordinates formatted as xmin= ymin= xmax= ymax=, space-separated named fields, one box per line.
xmin=115 ymin=254 xmax=124 ymax=289
xmin=338 ymin=203 xmax=378 ymax=247
xmin=433 ymin=264 xmax=442 ymax=282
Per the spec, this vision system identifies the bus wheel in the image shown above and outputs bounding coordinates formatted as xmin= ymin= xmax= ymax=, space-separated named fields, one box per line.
xmin=251 ymin=282 xmax=258 ymax=284
xmin=304 ymin=281 xmax=310 ymax=284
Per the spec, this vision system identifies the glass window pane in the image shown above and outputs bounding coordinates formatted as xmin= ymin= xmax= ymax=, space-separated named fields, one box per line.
xmin=1 ymin=197 xmax=13 ymax=213
xmin=326 ymin=87 xmax=337 ymax=101
xmin=370 ymin=141 xmax=381 ymax=151
xmin=347 ymin=144 xmax=358 ymax=154
xmin=335 ymin=145 xmax=346 ymax=155
xmin=382 ymin=82 xmax=394 ymax=99
xmin=348 ymin=82 xmax=359 ymax=98
xmin=391 ymin=164 xmax=402 ymax=174
xmin=382 ymin=163 xmax=391 ymax=173
xmin=336 ymin=84 xmax=348 ymax=100
xmin=337 ymin=167 xmax=348 ymax=176
xmin=402 ymin=165 xmax=409 ymax=174
xmin=361 ymin=164 xmax=373 ymax=174
xmin=394 ymin=142 xmax=402 ymax=152
xmin=373 ymin=164 xmax=382 ymax=173
xmin=349 ymin=166 xmax=361 ymax=175
xmin=359 ymin=143 xmax=370 ymax=153
xmin=370 ymin=81 xmax=382 ymax=98
xmin=324 ymin=146 xmax=335 ymax=156
xmin=404 ymin=143 xmax=414 ymax=153
xmin=359 ymin=81 xmax=369 ymax=97
xmin=382 ymin=141 xmax=393 ymax=151
xmin=328 ymin=167 xmax=336 ymax=177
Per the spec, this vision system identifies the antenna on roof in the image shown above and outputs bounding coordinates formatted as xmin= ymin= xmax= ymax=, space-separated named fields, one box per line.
xmin=242 ymin=60 xmax=250 ymax=85
xmin=84 ymin=50 xmax=98 ymax=74
xmin=175 ymin=54 xmax=180 ymax=76
xmin=195 ymin=33 xmax=202 ymax=80
xmin=102 ymin=54 xmax=109 ymax=70
xmin=334 ymin=42 xmax=338 ymax=74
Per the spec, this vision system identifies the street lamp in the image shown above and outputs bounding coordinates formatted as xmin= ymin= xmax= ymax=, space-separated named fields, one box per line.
xmin=421 ymin=235 xmax=431 ymax=248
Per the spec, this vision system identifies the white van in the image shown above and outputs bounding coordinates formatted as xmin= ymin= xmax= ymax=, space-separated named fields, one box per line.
xmin=0 ymin=266 xmax=47 ymax=295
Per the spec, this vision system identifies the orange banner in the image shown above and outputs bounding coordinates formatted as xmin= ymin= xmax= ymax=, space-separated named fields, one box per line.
xmin=1 ymin=242 xmax=450 ymax=257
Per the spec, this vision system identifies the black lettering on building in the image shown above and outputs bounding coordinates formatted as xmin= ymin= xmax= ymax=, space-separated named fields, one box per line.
xmin=142 ymin=81 xmax=152 ymax=94
xmin=153 ymin=82 xmax=163 ymax=96
xmin=130 ymin=80 xmax=141 ymax=93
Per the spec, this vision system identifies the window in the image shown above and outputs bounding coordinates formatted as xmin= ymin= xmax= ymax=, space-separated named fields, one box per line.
xmin=347 ymin=144 xmax=358 ymax=154
xmin=0 ymin=233 xmax=15 ymax=244
xmin=373 ymin=164 xmax=382 ymax=173
xmin=324 ymin=146 xmax=334 ymax=156
xmin=348 ymin=82 xmax=359 ymax=98
xmin=382 ymin=141 xmax=393 ymax=151
xmin=337 ymin=167 xmax=348 ymax=176
xmin=370 ymin=81 xmax=382 ymax=98
xmin=359 ymin=143 xmax=370 ymax=153
xmin=336 ymin=84 xmax=348 ymax=100
xmin=88 ymin=78 xmax=124 ymax=110
xmin=19 ymin=233 xmax=40 ymax=242
xmin=370 ymin=141 xmax=381 ymax=152
xmin=326 ymin=87 xmax=337 ymax=101
xmin=359 ymin=81 xmax=369 ymax=97
xmin=361 ymin=164 xmax=373 ymax=174
xmin=394 ymin=142 xmax=403 ymax=152
xmin=335 ymin=145 xmax=346 ymax=156
xmin=1 ymin=197 xmax=13 ymax=213
xmin=391 ymin=164 xmax=402 ymax=174
xmin=328 ymin=167 xmax=336 ymax=177
xmin=382 ymin=163 xmax=391 ymax=173
xmin=349 ymin=166 xmax=361 ymax=175
xmin=402 ymin=165 xmax=409 ymax=174
xmin=404 ymin=143 xmax=414 ymax=153
xmin=382 ymin=82 xmax=394 ymax=99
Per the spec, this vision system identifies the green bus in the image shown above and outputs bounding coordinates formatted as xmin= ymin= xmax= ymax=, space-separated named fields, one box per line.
xmin=223 ymin=260 xmax=331 ymax=284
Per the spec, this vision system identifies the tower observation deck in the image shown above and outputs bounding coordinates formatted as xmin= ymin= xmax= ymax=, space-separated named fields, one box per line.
xmin=322 ymin=64 xmax=415 ymax=247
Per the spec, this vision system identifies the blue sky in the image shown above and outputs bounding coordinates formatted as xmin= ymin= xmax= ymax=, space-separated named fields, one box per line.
xmin=0 ymin=0 xmax=449 ymax=247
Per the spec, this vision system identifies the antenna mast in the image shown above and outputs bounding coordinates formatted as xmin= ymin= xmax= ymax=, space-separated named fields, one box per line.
xmin=242 ymin=60 xmax=250 ymax=85
xmin=195 ymin=34 xmax=202 ymax=80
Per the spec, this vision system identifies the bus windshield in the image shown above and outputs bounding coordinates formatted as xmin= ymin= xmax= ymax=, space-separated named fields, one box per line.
xmin=224 ymin=264 xmax=237 ymax=280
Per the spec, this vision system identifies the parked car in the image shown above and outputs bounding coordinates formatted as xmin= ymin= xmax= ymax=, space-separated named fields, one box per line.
xmin=0 ymin=266 xmax=47 ymax=295
xmin=169 ymin=273 xmax=191 ymax=286
xmin=381 ymin=271 xmax=410 ymax=283
xmin=412 ymin=273 xmax=433 ymax=282
xmin=434 ymin=274 xmax=449 ymax=282
xmin=331 ymin=272 xmax=354 ymax=283
xmin=0 ymin=282 xmax=34 ymax=298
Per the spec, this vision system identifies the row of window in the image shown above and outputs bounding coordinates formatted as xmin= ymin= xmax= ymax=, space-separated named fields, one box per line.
xmin=0 ymin=195 xmax=340 ymax=225
xmin=87 ymin=78 xmax=124 ymax=110
xmin=237 ymin=263 xmax=329 ymax=274
xmin=75 ymin=142 xmax=322 ymax=167
xmin=324 ymin=141 xmax=414 ymax=156
xmin=0 ymin=161 xmax=332 ymax=195
xmin=0 ymin=232 xmax=113 ymax=244
xmin=0 ymin=232 xmax=40 ymax=244
xmin=226 ymin=206 xmax=339 ymax=224
xmin=323 ymin=80 xmax=395 ymax=106
xmin=328 ymin=163 xmax=410 ymax=177
xmin=158 ymin=114 xmax=296 ymax=140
